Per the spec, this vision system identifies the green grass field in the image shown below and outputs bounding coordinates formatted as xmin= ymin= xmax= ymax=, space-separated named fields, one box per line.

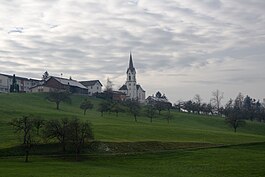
xmin=0 ymin=93 xmax=265 ymax=177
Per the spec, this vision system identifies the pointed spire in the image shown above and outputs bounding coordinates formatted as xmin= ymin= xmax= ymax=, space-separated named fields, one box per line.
xmin=127 ymin=52 xmax=136 ymax=73
xmin=129 ymin=52 xmax=134 ymax=69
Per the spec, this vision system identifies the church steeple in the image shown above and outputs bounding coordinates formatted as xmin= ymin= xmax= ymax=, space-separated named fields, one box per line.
xmin=127 ymin=52 xmax=136 ymax=74
xmin=119 ymin=52 xmax=145 ymax=102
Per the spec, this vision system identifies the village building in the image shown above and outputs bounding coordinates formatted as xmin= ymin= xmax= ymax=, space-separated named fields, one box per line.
xmin=0 ymin=73 xmax=39 ymax=93
xmin=119 ymin=53 xmax=146 ymax=103
xmin=79 ymin=80 xmax=102 ymax=96
xmin=30 ymin=76 xmax=87 ymax=94
xmin=146 ymin=91 xmax=172 ymax=108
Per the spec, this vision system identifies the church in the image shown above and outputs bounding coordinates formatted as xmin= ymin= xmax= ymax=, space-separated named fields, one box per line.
xmin=119 ymin=53 xmax=146 ymax=103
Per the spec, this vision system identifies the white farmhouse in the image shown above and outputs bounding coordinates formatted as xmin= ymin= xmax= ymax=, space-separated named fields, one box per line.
xmin=119 ymin=53 xmax=145 ymax=103
xmin=80 ymin=80 xmax=103 ymax=96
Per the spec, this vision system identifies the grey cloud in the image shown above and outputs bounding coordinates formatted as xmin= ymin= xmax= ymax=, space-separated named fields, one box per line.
xmin=0 ymin=0 xmax=264 ymax=101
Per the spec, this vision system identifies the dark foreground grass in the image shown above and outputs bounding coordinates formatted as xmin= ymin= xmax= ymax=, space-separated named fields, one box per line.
xmin=0 ymin=142 xmax=265 ymax=177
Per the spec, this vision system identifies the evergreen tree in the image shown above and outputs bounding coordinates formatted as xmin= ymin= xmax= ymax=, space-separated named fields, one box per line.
xmin=10 ymin=74 xmax=19 ymax=92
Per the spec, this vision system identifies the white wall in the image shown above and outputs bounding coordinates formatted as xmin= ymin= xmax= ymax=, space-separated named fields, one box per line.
xmin=87 ymin=82 xmax=102 ymax=96
xmin=0 ymin=75 xmax=10 ymax=93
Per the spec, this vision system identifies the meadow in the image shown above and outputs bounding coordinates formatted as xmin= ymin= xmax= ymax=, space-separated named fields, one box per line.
xmin=0 ymin=93 xmax=265 ymax=177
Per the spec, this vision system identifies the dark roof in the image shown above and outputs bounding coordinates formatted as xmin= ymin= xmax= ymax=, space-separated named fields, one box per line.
xmin=136 ymin=84 xmax=145 ymax=92
xmin=119 ymin=85 xmax=128 ymax=90
xmin=127 ymin=52 xmax=136 ymax=74
xmin=112 ymin=91 xmax=126 ymax=95
xmin=146 ymin=96 xmax=170 ymax=103
xmin=0 ymin=73 xmax=40 ymax=81
xmin=80 ymin=80 xmax=102 ymax=87
xmin=49 ymin=76 xmax=87 ymax=89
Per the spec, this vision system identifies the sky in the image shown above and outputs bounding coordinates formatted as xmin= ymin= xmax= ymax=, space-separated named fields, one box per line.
xmin=0 ymin=0 xmax=265 ymax=104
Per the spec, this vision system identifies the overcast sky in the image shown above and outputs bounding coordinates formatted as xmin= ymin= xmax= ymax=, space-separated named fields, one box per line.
xmin=1 ymin=0 xmax=265 ymax=104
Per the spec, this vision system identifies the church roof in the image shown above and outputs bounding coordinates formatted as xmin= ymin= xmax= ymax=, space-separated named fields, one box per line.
xmin=119 ymin=84 xmax=128 ymax=90
xmin=136 ymin=84 xmax=145 ymax=92
xmin=127 ymin=52 xmax=136 ymax=74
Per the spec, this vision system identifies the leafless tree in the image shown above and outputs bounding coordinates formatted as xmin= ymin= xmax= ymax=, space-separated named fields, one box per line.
xmin=10 ymin=116 xmax=37 ymax=162
xmin=193 ymin=94 xmax=202 ymax=105
xmin=211 ymin=89 xmax=224 ymax=115
xmin=105 ymin=77 xmax=113 ymax=92
xmin=193 ymin=94 xmax=202 ymax=114
xmin=68 ymin=118 xmax=94 ymax=161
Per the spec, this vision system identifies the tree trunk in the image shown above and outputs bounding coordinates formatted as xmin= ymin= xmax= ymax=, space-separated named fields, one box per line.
xmin=75 ymin=147 xmax=78 ymax=161
xmin=25 ymin=149 xmax=29 ymax=162
xmin=56 ymin=102 xmax=59 ymax=110
xmin=134 ymin=115 xmax=137 ymax=122
xmin=84 ymin=109 xmax=86 ymax=115
xmin=62 ymin=142 xmax=66 ymax=153
xmin=150 ymin=117 xmax=153 ymax=123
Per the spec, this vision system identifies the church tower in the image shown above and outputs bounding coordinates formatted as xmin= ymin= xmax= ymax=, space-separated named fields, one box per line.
xmin=126 ymin=53 xmax=136 ymax=82
xmin=119 ymin=52 xmax=146 ymax=103
xmin=126 ymin=52 xmax=137 ymax=99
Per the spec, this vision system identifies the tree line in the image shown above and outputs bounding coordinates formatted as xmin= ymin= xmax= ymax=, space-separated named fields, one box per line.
xmin=174 ymin=90 xmax=265 ymax=132
xmin=174 ymin=90 xmax=265 ymax=122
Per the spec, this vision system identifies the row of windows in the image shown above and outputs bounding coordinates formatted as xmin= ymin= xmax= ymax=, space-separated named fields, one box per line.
xmin=89 ymin=86 xmax=100 ymax=90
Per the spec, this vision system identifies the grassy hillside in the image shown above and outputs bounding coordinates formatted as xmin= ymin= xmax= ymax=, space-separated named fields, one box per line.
xmin=1 ymin=93 xmax=265 ymax=148
xmin=0 ymin=93 xmax=265 ymax=177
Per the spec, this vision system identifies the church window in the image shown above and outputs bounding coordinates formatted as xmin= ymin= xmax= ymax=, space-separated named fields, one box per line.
xmin=129 ymin=83 xmax=131 ymax=86
xmin=129 ymin=76 xmax=131 ymax=81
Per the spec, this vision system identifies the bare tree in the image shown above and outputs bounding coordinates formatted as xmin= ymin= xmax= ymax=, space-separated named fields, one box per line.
xmin=98 ymin=101 xmax=111 ymax=116
xmin=43 ymin=118 xmax=70 ymax=152
xmin=80 ymin=99 xmax=94 ymax=115
xmin=146 ymin=104 xmax=156 ymax=122
xmin=193 ymin=94 xmax=202 ymax=114
xmin=33 ymin=118 xmax=45 ymax=135
xmin=10 ymin=116 xmax=37 ymax=162
xmin=193 ymin=94 xmax=202 ymax=105
xmin=105 ymin=77 xmax=113 ymax=92
xmin=125 ymin=99 xmax=141 ymax=122
xmin=211 ymin=89 xmax=224 ymax=115
xmin=46 ymin=91 xmax=71 ymax=110
xmin=111 ymin=103 xmax=124 ymax=117
xmin=224 ymin=95 xmax=246 ymax=132
xmin=68 ymin=118 xmax=94 ymax=161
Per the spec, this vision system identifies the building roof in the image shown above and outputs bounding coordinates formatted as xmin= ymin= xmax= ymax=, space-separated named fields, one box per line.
xmin=127 ymin=52 xmax=136 ymax=74
xmin=0 ymin=73 xmax=40 ymax=81
xmin=136 ymin=84 xmax=145 ymax=92
xmin=51 ymin=77 xmax=87 ymax=89
xmin=80 ymin=80 xmax=103 ymax=87
xmin=119 ymin=84 xmax=128 ymax=90
xmin=146 ymin=96 xmax=170 ymax=103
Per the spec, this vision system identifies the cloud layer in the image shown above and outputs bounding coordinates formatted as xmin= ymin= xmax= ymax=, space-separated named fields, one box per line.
xmin=1 ymin=0 xmax=265 ymax=103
